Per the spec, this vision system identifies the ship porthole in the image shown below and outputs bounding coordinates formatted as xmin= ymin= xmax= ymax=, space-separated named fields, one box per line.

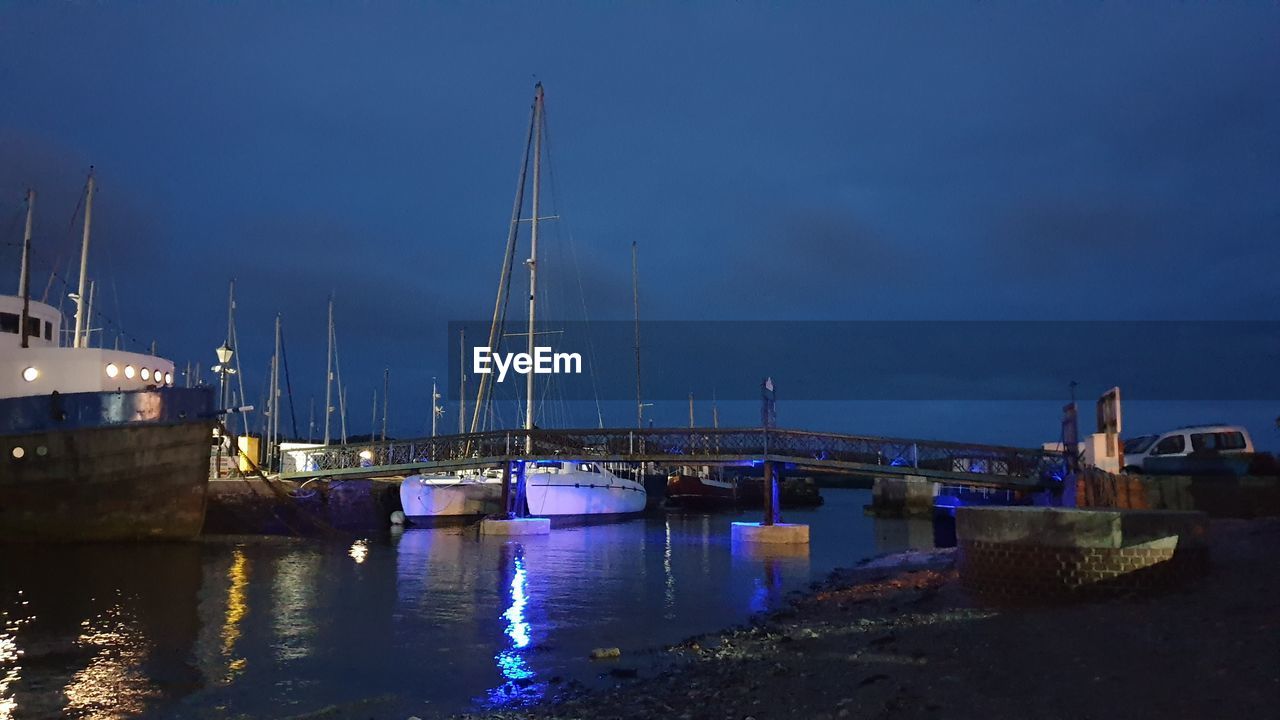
xmin=36 ymin=446 xmax=47 ymax=457
xmin=11 ymin=447 xmax=24 ymax=459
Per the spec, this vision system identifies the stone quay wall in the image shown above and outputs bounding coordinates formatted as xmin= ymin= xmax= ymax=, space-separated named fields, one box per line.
xmin=956 ymin=506 xmax=1209 ymax=603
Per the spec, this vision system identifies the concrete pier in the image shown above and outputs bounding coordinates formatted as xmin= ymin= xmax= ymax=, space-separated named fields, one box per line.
xmin=480 ymin=517 xmax=551 ymax=536
xmin=868 ymin=475 xmax=937 ymax=517
xmin=731 ymin=521 xmax=810 ymax=544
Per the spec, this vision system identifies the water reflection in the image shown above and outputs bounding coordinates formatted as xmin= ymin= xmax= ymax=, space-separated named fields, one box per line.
xmin=487 ymin=542 xmax=543 ymax=707
xmin=732 ymin=543 xmax=811 ymax=615
xmin=271 ymin=549 xmax=320 ymax=663
xmin=64 ymin=602 xmax=154 ymax=717
xmin=348 ymin=539 xmax=369 ymax=564
xmin=220 ymin=547 xmax=249 ymax=681
xmin=0 ymin=489 xmax=925 ymax=719
xmin=1 ymin=608 xmax=24 ymax=720
xmin=0 ymin=543 xmax=203 ymax=719
xmin=662 ymin=519 xmax=676 ymax=619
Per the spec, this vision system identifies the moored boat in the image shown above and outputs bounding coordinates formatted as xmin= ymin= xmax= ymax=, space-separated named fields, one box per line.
xmin=666 ymin=470 xmax=736 ymax=511
xmin=399 ymin=469 xmax=505 ymax=524
xmin=525 ymin=460 xmax=647 ymax=519
xmin=1 ymin=177 xmax=216 ymax=541
xmin=399 ymin=83 xmax=647 ymax=525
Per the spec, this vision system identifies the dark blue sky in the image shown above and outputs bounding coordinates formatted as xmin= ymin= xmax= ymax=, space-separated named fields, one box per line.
xmin=2 ymin=3 xmax=1277 ymax=447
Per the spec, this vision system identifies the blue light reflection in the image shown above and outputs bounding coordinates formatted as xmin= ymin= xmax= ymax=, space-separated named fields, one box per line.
xmin=486 ymin=543 xmax=543 ymax=707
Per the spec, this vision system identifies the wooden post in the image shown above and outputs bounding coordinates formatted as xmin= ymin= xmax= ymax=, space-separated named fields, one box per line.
xmin=772 ymin=464 xmax=783 ymax=524
xmin=763 ymin=460 xmax=775 ymax=526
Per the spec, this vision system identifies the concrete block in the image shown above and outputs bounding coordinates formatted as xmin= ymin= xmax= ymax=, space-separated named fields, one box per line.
xmin=870 ymin=476 xmax=937 ymax=517
xmin=479 ymin=517 xmax=551 ymax=536
xmin=731 ymin=521 xmax=810 ymax=544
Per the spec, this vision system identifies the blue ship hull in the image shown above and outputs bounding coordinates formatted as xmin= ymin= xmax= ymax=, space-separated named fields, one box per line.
xmin=0 ymin=387 xmax=217 ymax=541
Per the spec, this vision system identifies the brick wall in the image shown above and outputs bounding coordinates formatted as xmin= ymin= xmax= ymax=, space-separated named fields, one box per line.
xmin=957 ymin=538 xmax=1208 ymax=604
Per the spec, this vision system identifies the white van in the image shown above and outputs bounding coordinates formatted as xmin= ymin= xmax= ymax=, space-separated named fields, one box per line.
xmin=1122 ymin=424 xmax=1253 ymax=473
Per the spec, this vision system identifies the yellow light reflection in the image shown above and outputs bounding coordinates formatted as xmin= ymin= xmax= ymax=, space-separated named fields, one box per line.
xmin=348 ymin=539 xmax=368 ymax=564
xmin=1 ymin=615 xmax=22 ymax=720
xmin=63 ymin=603 xmax=154 ymax=718
xmin=220 ymin=548 xmax=250 ymax=682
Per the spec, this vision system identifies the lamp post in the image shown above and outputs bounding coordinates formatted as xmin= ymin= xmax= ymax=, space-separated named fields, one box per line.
xmin=212 ymin=343 xmax=235 ymax=477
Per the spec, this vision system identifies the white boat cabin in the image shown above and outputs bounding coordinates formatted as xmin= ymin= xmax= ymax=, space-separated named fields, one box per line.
xmin=0 ymin=294 xmax=175 ymax=401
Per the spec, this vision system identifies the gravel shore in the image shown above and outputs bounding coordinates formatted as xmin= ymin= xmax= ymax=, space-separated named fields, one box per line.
xmin=456 ymin=518 xmax=1280 ymax=720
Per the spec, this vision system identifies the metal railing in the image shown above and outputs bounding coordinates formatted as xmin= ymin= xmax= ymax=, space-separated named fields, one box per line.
xmin=281 ymin=426 xmax=1064 ymax=487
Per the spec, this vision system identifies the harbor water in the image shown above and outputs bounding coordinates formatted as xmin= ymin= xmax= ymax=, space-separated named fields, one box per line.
xmin=0 ymin=488 xmax=937 ymax=719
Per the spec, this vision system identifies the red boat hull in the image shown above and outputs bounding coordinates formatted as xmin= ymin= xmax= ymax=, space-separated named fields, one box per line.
xmin=665 ymin=473 xmax=736 ymax=510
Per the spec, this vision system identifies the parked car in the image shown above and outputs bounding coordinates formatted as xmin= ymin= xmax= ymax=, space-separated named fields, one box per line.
xmin=1122 ymin=424 xmax=1253 ymax=473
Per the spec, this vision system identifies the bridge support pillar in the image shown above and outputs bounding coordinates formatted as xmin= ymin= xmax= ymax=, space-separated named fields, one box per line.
xmin=869 ymin=475 xmax=937 ymax=518
xmin=482 ymin=460 xmax=549 ymax=535
xmin=732 ymin=521 xmax=809 ymax=545
xmin=736 ymin=460 xmax=808 ymax=545
xmin=501 ymin=462 xmax=512 ymax=516
xmin=762 ymin=461 xmax=779 ymax=525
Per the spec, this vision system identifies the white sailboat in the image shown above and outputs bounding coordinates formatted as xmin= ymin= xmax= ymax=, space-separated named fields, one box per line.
xmin=400 ymin=83 xmax=645 ymax=524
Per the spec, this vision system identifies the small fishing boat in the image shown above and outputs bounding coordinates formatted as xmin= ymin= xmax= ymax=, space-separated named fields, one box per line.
xmin=665 ymin=469 xmax=736 ymax=511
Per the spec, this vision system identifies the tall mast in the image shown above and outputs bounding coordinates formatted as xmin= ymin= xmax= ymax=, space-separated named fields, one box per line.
xmin=469 ymin=93 xmax=537 ymax=436
xmin=458 ymin=328 xmax=467 ymax=434
xmin=632 ymin=241 xmax=643 ymax=428
xmin=18 ymin=189 xmax=34 ymax=349
xmin=323 ymin=296 xmax=334 ymax=445
xmin=524 ymin=82 xmax=544 ymax=452
xmin=339 ymin=383 xmax=348 ymax=444
xmin=688 ymin=392 xmax=695 ymax=428
xmin=381 ymin=368 xmax=389 ymax=441
xmin=83 ymin=280 xmax=95 ymax=348
xmin=272 ymin=313 xmax=281 ymax=456
xmin=225 ymin=279 xmax=235 ymax=357
xmin=432 ymin=377 xmax=441 ymax=437
xmin=72 ymin=170 xmax=96 ymax=349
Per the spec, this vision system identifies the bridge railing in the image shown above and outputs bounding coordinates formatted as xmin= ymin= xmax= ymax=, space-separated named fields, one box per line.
xmin=284 ymin=427 xmax=1063 ymax=482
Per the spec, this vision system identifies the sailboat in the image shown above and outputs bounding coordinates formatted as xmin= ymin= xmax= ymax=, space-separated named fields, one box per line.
xmin=400 ymin=84 xmax=646 ymax=524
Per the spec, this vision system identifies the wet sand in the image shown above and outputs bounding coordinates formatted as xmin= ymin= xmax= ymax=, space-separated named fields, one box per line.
xmin=456 ymin=518 xmax=1280 ymax=720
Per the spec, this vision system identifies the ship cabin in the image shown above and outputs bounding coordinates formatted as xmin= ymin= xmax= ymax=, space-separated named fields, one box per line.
xmin=0 ymin=294 xmax=176 ymax=400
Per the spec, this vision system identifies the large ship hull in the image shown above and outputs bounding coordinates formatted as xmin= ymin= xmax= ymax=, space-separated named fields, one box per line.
xmin=0 ymin=388 xmax=216 ymax=542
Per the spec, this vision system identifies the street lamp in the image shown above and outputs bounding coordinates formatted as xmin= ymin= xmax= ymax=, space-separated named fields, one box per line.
xmin=211 ymin=343 xmax=236 ymax=477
